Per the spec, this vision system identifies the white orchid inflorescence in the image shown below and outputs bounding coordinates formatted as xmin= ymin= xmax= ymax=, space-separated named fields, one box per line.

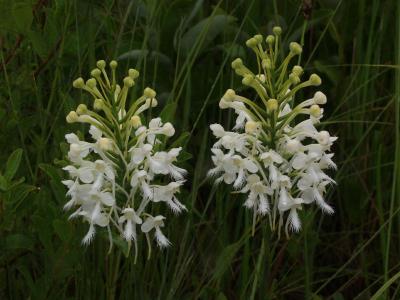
xmin=209 ymin=27 xmax=337 ymax=238
xmin=62 ymin=59 xmax=187 ymax=260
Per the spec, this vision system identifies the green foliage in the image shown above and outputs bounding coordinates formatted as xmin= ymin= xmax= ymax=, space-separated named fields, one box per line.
xmin=0 ymin=0 xmax=399 ymax=299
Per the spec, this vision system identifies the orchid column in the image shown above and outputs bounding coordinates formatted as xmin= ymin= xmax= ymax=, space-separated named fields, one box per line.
xmin=209 ymin=27 xmax=337 ymax=238
xmin=62 ymin=60 xmax=187 ymax=260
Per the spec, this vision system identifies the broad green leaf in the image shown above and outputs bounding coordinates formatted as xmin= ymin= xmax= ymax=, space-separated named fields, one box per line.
xmin=212 ymin=241 xmax=242 ymax=281
xmin=171 ymin=132 xmax=191 ymax=148
xmin=27 ymin=30 xmax=49 ymax=59
xmin=12 ymin=0 xmax=33 ymax=34
xmin=160 ymin=101 xmax=177 ymax=121
xmin=0 ymin=174 xmax=8 ymax=191
xmin=7 ymin=177 xmax=25 ymax=190
xmin=118 ymin=49 xmax=172 ymax=67
xmin=216 ymin=292 xmax=228 ymax=300
xmin=53 ymin=219 xmax=72 ymax=242
xmin=4 ymin=183 xmax=35 ymax=211
xmin=112 ymin=235 xmax=130 ymax=257
xmin=180 ymin=14 xmax=236 ymax=55
xmin=5 ymin=233 xmax=34 ymax=251
xmin=39 ymin=163 xmax=62 ymax=182
xmin=0 ymin=0 xmax=16 ymax=33
xmin=5 ymin=148 xmax=23 ymax=181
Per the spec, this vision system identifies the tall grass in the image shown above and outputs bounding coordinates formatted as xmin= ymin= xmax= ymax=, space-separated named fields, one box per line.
xmin=0 ymin=0 xmax=399 ymax=299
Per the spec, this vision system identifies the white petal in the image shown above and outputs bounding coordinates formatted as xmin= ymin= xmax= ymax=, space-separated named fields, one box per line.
xmin=155 ymin=227 xmax=171 ymax=248
xmin=141 ymin=218 xmax=155 ymax=233
xmin=100 ymin=192 xmax=115 ymax=206
xmin=288 ymin=209 xmax=301 ymax=232
xmin=82 ymin=224 xmax=96 ymax=245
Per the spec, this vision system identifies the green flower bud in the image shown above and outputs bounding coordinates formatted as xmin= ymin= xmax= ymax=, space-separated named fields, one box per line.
xmin=310 ymin=104 xmax=321 ymax=117
xmin=266 ymin=99 xmax=278 ymax=111
xmin=86 ymin=78 xmax=97 ymax=89
xmin=313 ymin=91 xmax=327 ymax=105
xmin=144 ymin=87 xmax=156 ymax=98
xmin=93 ymin=99 xmax=104 ymax=110
xmin=130 ymin=115 xmax=142 ymax=128
xmin=223 ymin=89 xmax=236 ymax=101
xmin=66 ymin=111 xmax=78 ymax=123
xmin=309 ymin=74 xmax=322 ymax=86
xmin=76 ymin=104 xmax=88 ymax=115
xmin=266 ymin=35 xmax=275 ymax=45
xmin=231 ymin=58 xmax=244 ymax=69
xmin=123 ymin=77 xmax=134 ymax=87
xmin=242 ymin=75 xmax=254 ymax=86
xmin=262 ymin=58 xmax=272 ymax=70
xmin=289 ymin=73 xmax=300 ymax=85
xmin=289 ymin=42 xmax=302 ymax=55
xmin=128 ymin=68 xmax=139 ymax=79
xmin=72 ymin=77 xmax=85 ymax=89
xmin=254 ymin=34 xmax=263 ymax=44
xmin=273 ymin=26 xmax=282 ymax=36
xmin=109 ymin=60 xmax=118 ymax=69
xmin=96 ymin=60 xmax=106 ymax=70
xmin=292 ymin=65 xmax=303 ymax=76
xmin=246 ymin=38 xmax=258 ymax=48
xmin=90 ymin=68 xmax=101 ymax=78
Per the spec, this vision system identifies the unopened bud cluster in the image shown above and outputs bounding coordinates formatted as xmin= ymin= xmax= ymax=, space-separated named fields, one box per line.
xmin=63 ymin=60 xmax=187 ymax=260
xmin=209 ymin=27 xmax=337 ymax=237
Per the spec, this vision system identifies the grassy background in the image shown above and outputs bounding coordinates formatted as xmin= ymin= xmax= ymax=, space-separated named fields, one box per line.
xmin=0 ymin=0 xmax=399 ymax=299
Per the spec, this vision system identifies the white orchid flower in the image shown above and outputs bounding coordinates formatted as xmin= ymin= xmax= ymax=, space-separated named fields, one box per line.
xmin=141 ymin=215 xmax=170 ymax=248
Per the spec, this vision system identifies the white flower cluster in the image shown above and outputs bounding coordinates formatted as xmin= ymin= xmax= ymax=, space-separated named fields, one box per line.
xmin=209 ymin=28 xmax=337 ymax=237
xmin=62 ymin=60 xmax=186 ymax=258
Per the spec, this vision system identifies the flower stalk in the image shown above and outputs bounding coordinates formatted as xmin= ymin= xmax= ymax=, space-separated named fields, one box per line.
xmin=62 ymin=60 xmax=187 ymax=260
xmin=209 ymin=27 xmax=337 ymax=237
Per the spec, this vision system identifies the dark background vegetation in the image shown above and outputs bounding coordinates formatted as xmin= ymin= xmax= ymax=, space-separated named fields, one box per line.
xmin=0 ymin=0 xmax=399 ymax=299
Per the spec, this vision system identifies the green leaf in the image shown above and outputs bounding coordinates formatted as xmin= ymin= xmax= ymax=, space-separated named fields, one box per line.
xmin=27 ymin=30 xmax=49 ymax=59
xmin=160 ymin=101 xmax=177 ymax=121
xmin=5 ymin=233 xmax=34 ymax=251
xmin=212 ymin=241 xmax=242 ymax=281
xmin=180 ymin=14 xmax=236 ymax=55
xmin=4 ymin=148 xmax=23 ymax=181
xmin=371 ymin=270 xmax=400 ymax=300
xmin=171 ymin=132 xmax=191 ymax=148
xmin=53 ymin=219 xmax=72 ymax=242
xmin=12 ymin=0 xmax=33 ymax=34
xmin=39 ymin=163 xmax=62 ymax=182
xmin=112 ymin=235 xmax=130 ymax=257
xmin=0 ymin=174 xmax=8 ymax=191
xmin=7 ymin=177 xmax=25 ymax=190
xmin=118 ymin=49 xmax=172 ymax=68
xmin=216 ymin=292 xmax=228 ymax=300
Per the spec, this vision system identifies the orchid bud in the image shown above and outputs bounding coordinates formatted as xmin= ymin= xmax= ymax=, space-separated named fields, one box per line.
xmin=309 ymin=74 xmax=322 ymax=86
xmin=289 ymin=42 xmax=302 ymax=55
xmin=73 ymin=78 xmax=85 ymax=89
xmin=109 ymin=60 xmax=118 ymax=69
xmin=310 ymin=104 xmax=321 ymax=117
xmin=130 ymin=115 xmax=142 ymax=128
xmin=273 ymin=26 xmax=282 ymax=36
xmin=86 ymin=78 xmax=97 ymax=89
xmin=267 ymin=99 xmax=278 ymax=111
xmin=144 ymin=87 xmax=156 ymax=98
xmin=76 ymin=104 xmax=88 ymax=115
xmin=266 ymin=35 xmax=275 ymax=45
xmin=313 ymin=91 xmax=327 ymax=105
xmin=66 ymin=111 xmax=78 ymax=123
xmin=96 ymin=60 xmax=106 ymax=70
